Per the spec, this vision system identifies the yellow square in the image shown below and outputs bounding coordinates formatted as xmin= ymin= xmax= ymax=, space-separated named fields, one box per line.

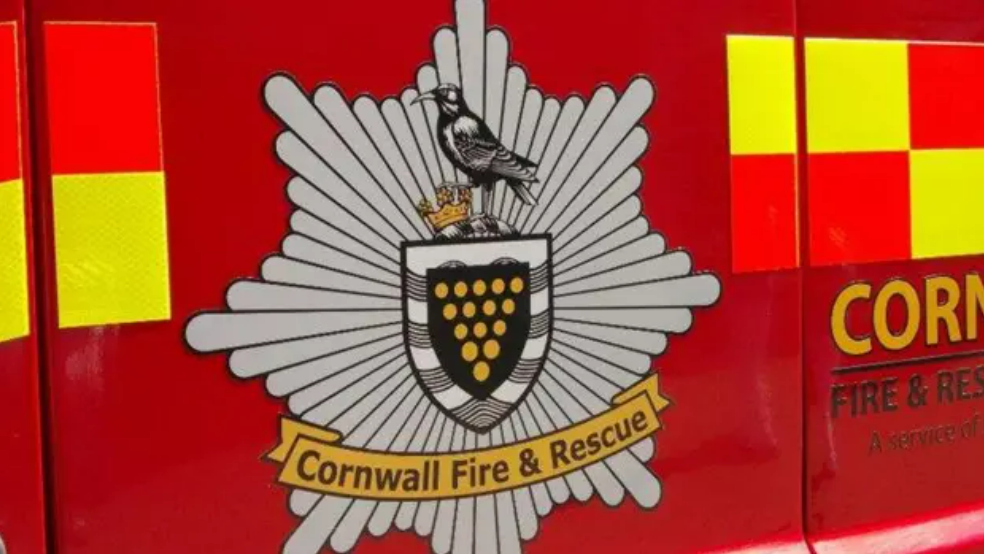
xmin=806 ymin=38 xmax=911 ymax=153
xmin=910 ymin=149 xmax=984 ymax=259
xmin=727 ymin=35 xmax=798 ymax=155
xmin=53 ymin=172 xmax=171 ymax=328
xmin=0 ymin=179 xmax=29 ymax=342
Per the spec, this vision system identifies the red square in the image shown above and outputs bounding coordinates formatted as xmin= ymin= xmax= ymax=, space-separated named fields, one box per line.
xmin=0 ymin=23 xmax=20 ymax=183
xmin=731 ymin=154 xmax=799 ymax=273
xmin=44 ymin=24 xmax=162 ymax=174
xmin=909 ymin=43 xmax=984 ymax=149
xmin=807 ymin=152 xmax=911 ymax=266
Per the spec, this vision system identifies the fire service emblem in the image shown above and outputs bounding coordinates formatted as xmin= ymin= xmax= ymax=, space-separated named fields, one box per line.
xmin=185 ymin=1 xmax=721 ymax=552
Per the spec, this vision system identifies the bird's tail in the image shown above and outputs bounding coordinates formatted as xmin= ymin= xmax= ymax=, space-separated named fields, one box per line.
xmin=508 ymin=179 xmax=537 ymax=206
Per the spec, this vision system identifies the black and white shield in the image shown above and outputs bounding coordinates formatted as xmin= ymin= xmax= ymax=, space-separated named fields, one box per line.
xmin=402 ymin=236 xmax=552 ymax=432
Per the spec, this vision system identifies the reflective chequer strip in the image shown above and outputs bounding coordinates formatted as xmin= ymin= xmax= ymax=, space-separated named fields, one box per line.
xmin=729 ymin=36 xmax=984 ymax=270
xmin=45 ymin=23 xmax=171 ymax=328
xmin=0 ymin=22 xmax=29 ymax=343
xmin=726 ymin=35 xmax=799 ymax=273
xmin=806 ymin=38 xmax=984 ymax=266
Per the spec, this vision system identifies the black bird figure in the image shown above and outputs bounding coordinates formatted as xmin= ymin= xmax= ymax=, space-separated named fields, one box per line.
xmin=414 ymin=84 xmax=538 ymax=213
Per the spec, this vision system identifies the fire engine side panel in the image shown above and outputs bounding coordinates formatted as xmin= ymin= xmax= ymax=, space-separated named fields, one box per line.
xmin=28 ymin=1 xmax=804 ymax=553
xmin=0 ymin=0 xmax=47 ymax=552
xmin=799 ymin=0 xmax=984 ymax=551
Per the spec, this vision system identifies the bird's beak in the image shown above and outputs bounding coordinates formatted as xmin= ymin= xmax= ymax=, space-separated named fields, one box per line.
xmin=413 ymin=91 xmax=437 ymax=105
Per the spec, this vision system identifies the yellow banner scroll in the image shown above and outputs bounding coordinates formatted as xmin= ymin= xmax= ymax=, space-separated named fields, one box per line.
xmin=268 ymin=374 xmax=670 ymax=500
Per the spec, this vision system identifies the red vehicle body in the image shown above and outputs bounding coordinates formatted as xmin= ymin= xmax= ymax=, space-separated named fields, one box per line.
xmin=2 ymin=1 xmax=984 ymax=553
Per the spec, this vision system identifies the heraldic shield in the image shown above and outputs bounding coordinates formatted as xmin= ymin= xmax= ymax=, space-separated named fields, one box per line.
xmin=403 ymin=236 xmax=552 ymax=432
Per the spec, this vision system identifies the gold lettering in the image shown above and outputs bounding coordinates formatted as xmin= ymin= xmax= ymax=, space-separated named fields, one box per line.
xmin=926 ymin=276 xmax=961 ymax=345
xmin=967 ymin=274 xmax=984 ymax=341
xmin=831 ymin=283 xmax=872 ymax=355
xmin=874 ymin=280 xmax=920 ymax=351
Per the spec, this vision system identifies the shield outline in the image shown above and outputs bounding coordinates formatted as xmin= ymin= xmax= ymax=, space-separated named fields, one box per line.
xmin=401 ymin=234 xmax=553 ymax=434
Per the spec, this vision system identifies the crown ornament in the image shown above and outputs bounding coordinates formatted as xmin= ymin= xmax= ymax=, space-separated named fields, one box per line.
xmin=418 ymin=184 xmax=473 ymax=231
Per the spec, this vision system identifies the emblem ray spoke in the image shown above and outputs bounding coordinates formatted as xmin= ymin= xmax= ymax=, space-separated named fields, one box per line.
xmin=503 ymin=426 xmax=550 ymax=524
xmin=555 ymin=274 xmax=722 ymax=310
xmin=329 ymin=387 xmax=430 ymax=552
xmin=449 ymin=434 xmax=478 ymax=554
xmin=553 ymin=329 xmax=651 ymax=376
xmin=185 ymin=310 xmax=398 ymax=353
xmin=511 ymin=97 xmax=585 ymax=229
xmin=534 ymin=117 xmax=653 ymax=239
xmin=285 ymin=176 xmax=401 ymax=262
xmin=553 ymin=219 xmax=651 ymax=275
xmin=298 ymin=354 xmax=407 ymax=422
xmin=501 ymin=87 xmax=544 ymax=222
xmin=526 ymin=392 xmax=594 ymax=502
xmin=287 ymin=376 xmax=422 ymax=553
xmin=430 ymin=425 xmax=467 ymax=553
xmin=555 ymin=306 xmax=694 ymax=335
xmin=555 ymin=319 xmax=669 ymax=356
xmin=551 ymin=168 xmax=642 ymax=253
xmin=401 ymin=87 xmax=446 ymax=193
xmin=231 ymin=325 xmax=401 ymax=383
xmin=368 ymin=404 xmax=440 ymax=536
xmin=382 ymin=97 xmax=439 ymax=198
xmin=543 ymin=361 xmax=653 ymax=462
xmin=289 ymin=210 xmax=398 ymax=269
xmin=398 ymin=414 xmax=450 ymax=532
xmin=225 ymin=281 xmax=399 ymax=312
xmin=548 ymin=130 xmax=649 ymax=242
xmin=483 ymin=29 xmax=508 ymax=138
xmin=488 ymin=427 xmax=529 ymax=549
xmin=550 ymin=343 xmax=637 ymax=391
xmin=520 ymin=88 xmax=617 ymax=233
xmin=353 ymin=97 xmax=432 ymax=216
xmin=288 ymin=346 xmax=406 ymax=415
xmin=413 ymin=418 xmax=458 ymax=537
xmin=269 ymin=116 xmax=408 ymax=246
xmin=491 ymin=66 xmax=529 ymax=219
xmin=535 ymin=372 xmax=626 ymax=506
xmin=516 ymin=403 xmax=572 ymax=504
xmin=506 ymin=96 xmax=560 ymax=225
xmin=260 ymin=256 xmax=397 ymax=296
xmin=556 ymin=250 xmax=694 ymax=297
xmin=311 ymin=86 xmax=432 ymax=240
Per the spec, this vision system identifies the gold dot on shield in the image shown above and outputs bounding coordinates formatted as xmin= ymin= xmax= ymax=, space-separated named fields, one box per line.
xmin=473 ymin=280 xmax=487 ymax=296
xmin=463 ymin=302 xmax=477 ymax=318
xmin=493 ymin=320 xmax=507 ymax=336
xmin=455 ymin=324 xmax=468 ymax=340
xmin=443 ymin=304 xmax=458 ymax=320
xmin=483 ymin=300 xmax=497 ymax=316
xmin=454 ymin=282 xmax=469 ymax=298
xmin=491 ymin=278 xmax=506 ymax=295
xmin=462 ymin=342 xmax=479 ymax=362
xmin=473 ymin=361 xmax=490 ymax=382
xmin=435 ymin=282 xmax=449 ymax=299
xmin=502 ymin=299 xmax=515 ymax=315
xmin=483 ymin=339 xmax=500 ymax=360
xmin=510 ymin=277 xmax=524 ymax=294
xmin=473 ymin=322 xmax=488 ymax=338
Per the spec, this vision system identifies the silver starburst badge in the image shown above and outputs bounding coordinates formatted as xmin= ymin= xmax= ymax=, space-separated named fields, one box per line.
xmin=185 ymin=1 xmax=721 ymax=553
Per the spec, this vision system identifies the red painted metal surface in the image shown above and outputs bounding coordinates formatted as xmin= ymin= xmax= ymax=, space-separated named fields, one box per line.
xmin=27 ymin=0 xmax=804 ymax=553
xmin=0 ymin=1 xmax=47 ymax=553
xmin=800 ymin=0 xmax=984 ymax=551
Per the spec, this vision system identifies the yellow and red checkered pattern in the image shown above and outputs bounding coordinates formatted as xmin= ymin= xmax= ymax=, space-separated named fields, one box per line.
xmin=45 ymin=23 xmax=171 ymax=328
xmin=727 ymin=35 xmax=799 ymax=273
xmin=806 ymin=38 xmax=984 ymax=266
xmin=728 ymin=35 xmax=984 ymax=271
